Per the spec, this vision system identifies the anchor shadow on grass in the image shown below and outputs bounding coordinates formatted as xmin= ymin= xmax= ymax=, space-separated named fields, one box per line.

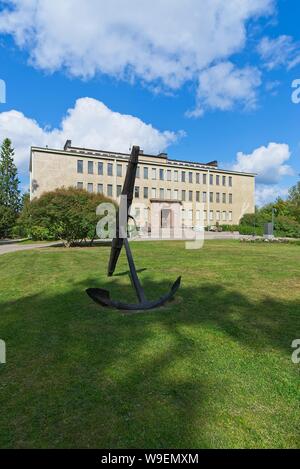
xmin=0 ymin=275 xmax=299 ymax=448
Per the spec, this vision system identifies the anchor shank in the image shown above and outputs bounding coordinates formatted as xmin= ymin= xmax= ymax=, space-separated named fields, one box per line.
xmin=124 ymin=238 xmax=146 ymax=303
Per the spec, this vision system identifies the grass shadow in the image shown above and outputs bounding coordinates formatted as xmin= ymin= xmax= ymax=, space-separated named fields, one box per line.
xmin=0 ymin=270 xmax=299 ymax=448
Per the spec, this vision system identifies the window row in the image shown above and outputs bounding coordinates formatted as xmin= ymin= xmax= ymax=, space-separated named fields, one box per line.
xmin=132 ymin=208 xmax=233 ymax=223
xmin=199 ymin=210 xmax=233 ymax=222
xmin=133 ymin=187 xmax=233 ymax=204
xmin=78 ymin=181 xmax=233 ymax=204
xmin=77 ymin=159 xmax=233 ymax=186
xmin=190 ymin=210 xmax=233 ymax=222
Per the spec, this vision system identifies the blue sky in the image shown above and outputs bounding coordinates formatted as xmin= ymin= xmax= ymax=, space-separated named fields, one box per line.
xmin=0 ymin=0 xmax=300 ymax=205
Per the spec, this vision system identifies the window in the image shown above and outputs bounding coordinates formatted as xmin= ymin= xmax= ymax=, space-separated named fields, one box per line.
xmin=196 ymin=173 xmax=200 ymax=184
xmin=203 ymin=173 xmax=207 ymax=184
xmin=229 ymin=193 xmax=233 ymax=204
xmin=202 ymin=191 xmax=207 ymax=203
xmin=196 ymin=210 xmax=200 ymax=221
xmin=222 ymin=193 xmax=226 ymax=203
xmin=222 ymin=211 xmax=227 ymax=221
xmin=107 ymin=163 xmax=113 ymax=176
xmin=98 ymin=162 xmax=103 ymax=175
xmin=216 ymin=192 xmax=220 ymax=203
xmin=222 ymin=175 xmax=226 ymax=186
xmin=204 ymin=210 xmax=207 ymax=220
xmin=144 ymin=167 xmax=148 ymax=179
xmin=152 ymin=188 xmax=157 ymax=198
xmin=166 ymin=189 xmax=171 ymax=199
xmin=152 ymin=168 xmax=156 ymax=180
xmin=229 ymin=211 xmax=233 ymax=221
xmin=87 ymin=183 xmax=93 ymax=193
xmin=196 ymin=191 xmax=200 ymax=202
xmin=174 ymin=170 xmax=178 ymax=182
xmin=159 ymin=168 xmax=164 ymax=181
xmin=216 ymin=211 xmax=220 ymax=221
xmin=182 ymin=190 xmax=186 ymax=201
xmin=107 ymin=184 xmax=113 ymax=197
xmin=189 ymin=191 xmax=193 ymax=202
xmin=136 ymin=166 xmax=140 ymax=178
xmin=216 ymin=175 xmax=220 ymax=185
xmin=174 ymin=189 xmax=179 ymax=200
xmin=143 ymin=187 xmax=148 ymax=199
xmin=134 ymin=207 xmax=140 ymax=219
xmin=88 ymin=161 xmax=93 ymax=174
xmin=134 ymin=186 xmax=140 ymax=198
xmin=167 ymin=170 xmax=171 ymax=181
xmin=77 ymin=182 xmax=83 ymax=189
xmin=189 ymin=172 xmax=193 ymax=183
xmin=144 ymin=208 xmax=149 ymax=221
xmin=117 ymin=185 xmax=122 ymax=197
xmin=210 ymin=192 xmax=213 ymax=203
xmin=188 ymin=209 xmax=193 ymax=221
xmin=181 ymin=171 xmax=186 ymax=182
xmin=209 ymin=210 xmax=214 ymax=221
xmin=160 ymin=188 xmax=164 ymax=199
xmin=77 ymin=160 xmax=83 ymax=174
xmin=97 ymin=183 xmax=103 ymax=194
xmin=229 ymin=176 xmax=232 ymax=187
xmin=210 ymin=174 xmax=213 ymax=185
xmin=117 ymin=164 xmax=122 ymax=177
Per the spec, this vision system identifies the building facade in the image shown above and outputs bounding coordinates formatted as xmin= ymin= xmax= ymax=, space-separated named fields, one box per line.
xmin=30 ymin=141 xmax=255 ymax=227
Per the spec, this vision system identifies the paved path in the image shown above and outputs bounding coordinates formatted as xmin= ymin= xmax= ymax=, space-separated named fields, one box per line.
xmin=0 ymin=242 xmax=60 ymax=256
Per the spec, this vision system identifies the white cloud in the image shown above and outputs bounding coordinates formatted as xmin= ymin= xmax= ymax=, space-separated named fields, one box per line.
xmin=186 ymin=62 xmax=261 ymax=117
xmin=232 ymin=142 xmax=294 ymax=207
xmin=257 ymin=35 xmax=300 ymax=70
xmin=255 ymin=184 xmax=289 ymax=206
xmin=0 ymin=97 xmax=183 ymax=172
xmin=0 ymin=0 xmax=273 ymax=113
xmin=232 ymin=142 xmax=294 ymax=184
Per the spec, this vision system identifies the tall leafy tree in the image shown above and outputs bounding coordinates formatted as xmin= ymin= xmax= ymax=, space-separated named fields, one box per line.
xmin=0 ymin=138 xmax=21 ymax=237
xmin=288 ymin=181 xmax=300 ymax=222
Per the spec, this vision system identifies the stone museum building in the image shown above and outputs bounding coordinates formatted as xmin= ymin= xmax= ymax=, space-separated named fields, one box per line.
xmin=30 ymin=140 xmax=255 ymax=228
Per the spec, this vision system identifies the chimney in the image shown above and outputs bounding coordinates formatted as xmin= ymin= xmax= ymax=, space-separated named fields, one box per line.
xmin=64 ymin=139 xmax=72 ymax=151
xmin=206 ymin=160 xmax=218 ymax=167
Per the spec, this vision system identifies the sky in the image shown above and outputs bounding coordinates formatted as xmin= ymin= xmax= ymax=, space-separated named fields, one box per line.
xmin=0 ymin=0 xmax=300 ymax=206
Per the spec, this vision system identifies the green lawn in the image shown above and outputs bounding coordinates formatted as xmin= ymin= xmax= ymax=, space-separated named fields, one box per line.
xmin=0 ymin=240 xmax=299 ymax=448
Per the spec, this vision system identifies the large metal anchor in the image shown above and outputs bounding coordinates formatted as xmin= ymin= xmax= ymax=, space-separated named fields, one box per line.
xmin=86 ymin=145 xmax=181 ymax=311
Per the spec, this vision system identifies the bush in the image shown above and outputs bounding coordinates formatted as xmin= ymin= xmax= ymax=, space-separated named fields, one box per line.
xmin=29 ymin=226 xmax=54 ymax=241
xmin=238 ymin=225 xmax=264 ymax=236
xmin=219 ymin=224 xmax=239 ymax=232
xmin=274 ymin=215 xmax=300 ymax=238
xmin=10 ymin=224 xmax=27 ymax=239
xmin=219 ymin=224 xmax=264 ymax=236
xmin=17 ymin=187 xmax=114 ymax=246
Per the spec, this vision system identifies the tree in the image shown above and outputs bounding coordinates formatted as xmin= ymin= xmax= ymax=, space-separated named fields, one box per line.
xmin=17 ymin=187 xmax=114 ymax=247
xmin=288 ymin=182 xmax=300 ymax=222
xmin=0 ymin=138 xmax=21 ymax=237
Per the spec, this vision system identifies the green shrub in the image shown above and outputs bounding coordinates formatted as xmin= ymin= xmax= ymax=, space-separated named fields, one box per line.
xmin=274 ymin=215 xmax=300 ymax=238
xmin=17 ymin=187 xmax=114 ymax=246
xmin=219 ymin=224 xmax=239 ymax=232
xmin=29 ymin=226 xmax=53 ymax=241
xmin=10 ymin=224 xmax=28 ymax=239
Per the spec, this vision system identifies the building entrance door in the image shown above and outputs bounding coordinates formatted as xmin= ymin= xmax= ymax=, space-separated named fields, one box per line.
xmin=161 ymin=209 xmax=173 ymax=228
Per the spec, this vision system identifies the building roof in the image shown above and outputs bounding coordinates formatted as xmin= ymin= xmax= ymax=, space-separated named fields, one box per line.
xmin=30 ymin=142 xmax=256 ymax=177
